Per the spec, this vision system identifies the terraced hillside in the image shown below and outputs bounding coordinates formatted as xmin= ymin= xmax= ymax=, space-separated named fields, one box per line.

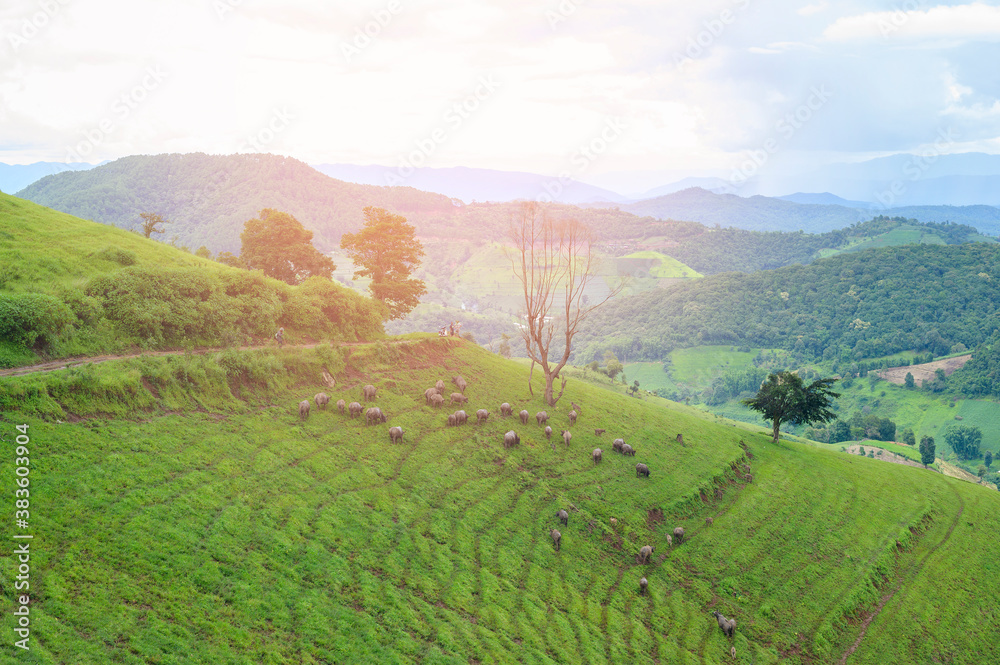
xmin=1 ymin=339 xmax=996 ymax=664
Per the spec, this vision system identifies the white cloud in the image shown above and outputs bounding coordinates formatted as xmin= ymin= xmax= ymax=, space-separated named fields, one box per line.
xmin=748 ymin=41 xmax=816 ymax=54
xmin=0 ymin=0 xmax=998 ymax=176
xmin=824 ymin=2 xmax=1000 ymax=42
xmin=798 ymin=1 xmax=828 ymax=17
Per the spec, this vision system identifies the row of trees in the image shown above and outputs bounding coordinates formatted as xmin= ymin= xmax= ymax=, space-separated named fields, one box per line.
xmin=143 ymin=206 xmax=428 ymax=324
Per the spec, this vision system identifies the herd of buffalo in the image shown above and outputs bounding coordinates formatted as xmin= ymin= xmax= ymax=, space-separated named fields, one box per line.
xmin=295 ymin=372 xmax=740 ymax=646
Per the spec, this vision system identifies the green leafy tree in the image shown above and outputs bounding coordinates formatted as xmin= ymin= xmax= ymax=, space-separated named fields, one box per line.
xmin=137 ymin=211 xmax=169 ymax=239
xmin=195 ymin=246 xmax=211 ymax=259
xmin=902 ymin=428 xmax=916 ymax=446
xmin=604 ymin=351 xmax=623 ymax=382
xmin=829 ymin=419 xmax=852 ymax=443
xmin=498 ymin=333 xmax=512 ymax=359
xmin=986 ymin=451 xmax=993 ymax=468
xmin=340 ymin=206 xmax=427 ymax=321
xmin=904 ymin=372 xmax=915 ymax=388
xmin=944 ymin=425 xmax=982 ymax=461
xmin=878 ymin=418 xmax=896 ymax=442
xmin=240 ymin=208 xmax=336 ymax=285
xmin=215 ymin=251 xmax=246 ymax=269
xmin=742 ymin=370 xmax=840 ymax=443
xmin=919 ymin=435 xmax=936 ymax=466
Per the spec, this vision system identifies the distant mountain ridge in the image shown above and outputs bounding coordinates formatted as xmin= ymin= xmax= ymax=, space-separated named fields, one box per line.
xmin=311 ymin=163 xmax=626 ymax=205
xmin=597 ymin=151 xmax=1000 ymax=205
xmin=776 ymin=192 xmax=876 ymax=208
xmin=614 ymin=187 xmax=1000 ymax=236
xmin=615 ymin=187 xmax=869 ymax=233
xmin=0 ymin=161 xmax=97 ymax=195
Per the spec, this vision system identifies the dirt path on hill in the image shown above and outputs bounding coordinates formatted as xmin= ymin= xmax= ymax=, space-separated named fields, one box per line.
xmin=876 ymin=354 xmax=972 ymax=386
xmin=845 ymin=444 xmax=924 ymax=469
xmin=836 ymin=484 xmax=966 ymax=665
xmin=0 ymin=339 xmax=428 ymax=379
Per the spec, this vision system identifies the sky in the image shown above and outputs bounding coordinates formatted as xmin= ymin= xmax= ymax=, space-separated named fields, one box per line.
xmin=2 ymin=0 xmax=999 ymax=191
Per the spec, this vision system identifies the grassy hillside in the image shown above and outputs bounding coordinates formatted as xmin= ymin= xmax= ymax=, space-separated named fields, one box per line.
xmin=1 ymin=339 xmax=997 ymax=664
xmin=620 ymin=251 xmax=702 ymax=280
xmin=0 ymin=191 xmax=228 ymax=291
xmin=0 ymin=193 xmax=384 ymax=367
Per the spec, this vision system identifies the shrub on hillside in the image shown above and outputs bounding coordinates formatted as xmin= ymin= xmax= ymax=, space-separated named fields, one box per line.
xmin=86 ymin=267 xmax=383 ymax=347
xmin=87 ymin=266 xmax=235 ymax=345
xmin=94 ymin=246 xmax=138 ymax=266
xmin=0 ymin=293 xmax=75 ymax=351
xmin=281 ymin=276 xmax=385 ymax=342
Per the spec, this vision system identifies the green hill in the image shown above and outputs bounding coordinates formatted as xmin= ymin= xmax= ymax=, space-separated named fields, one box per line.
xmin=619 ymin=251 xmax=702 ymax=280
xmin=658 ymin=216 xmax=995 ymax=276
xmin=1 ymin=339 xmax=997 ymax=664
xmin=575 ymin=242 xmax=1000 ymax=371
xmin=0 ymin=193 xmax=384 ymax=367
xmin=15 ymin=153 xmax=457 ymax=255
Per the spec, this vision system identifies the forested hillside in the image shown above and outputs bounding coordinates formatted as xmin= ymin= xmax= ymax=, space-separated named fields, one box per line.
xmin=660 ymin=216 xmax=992 ymax=275
xmin=950 ymin=330 xmax=1000 ymax=398
xmin=17 ymin=153 xmax=456 ymax=254
xmin=574 ymin=242 xmax=1000 ymax=366
xmin=15 ymin=154 xmax=669 ymax=256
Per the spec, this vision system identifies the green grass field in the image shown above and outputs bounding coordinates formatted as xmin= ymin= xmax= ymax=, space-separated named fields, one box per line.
xmin=832 ymin=378 xmax=1000 ymax=458
xmin=620 ymin=361 xmax=683 ymax=395
xmin=817 ymin=225 xmax=950 ymax=259
xmin=2 ymin=339 xmax=998 ymax=664
xmin=0 ymin=192 xmax=227 ymax=293
xmin=621 ymin=251 xmax=703 ymax=280
xmin=669 ymin=347 xmax=761 ymax=385
xmin=622 ymin=342 xmax=1000 ymax=463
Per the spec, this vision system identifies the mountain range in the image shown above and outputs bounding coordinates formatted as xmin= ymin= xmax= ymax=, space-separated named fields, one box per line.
xmin=9 ymin=151 xmax=1000 ymax=210
xmin=13 ymin=153 xmax=1000 ymax=243
xmin=311 ymin=163 xmax=626 ymax=205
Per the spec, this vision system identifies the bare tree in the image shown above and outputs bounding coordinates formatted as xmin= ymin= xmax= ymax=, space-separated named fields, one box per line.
xmin=137 ymin=211 xmax=169 ymax=239
xmin=507 ymin=202 xmax=624 ymax=406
